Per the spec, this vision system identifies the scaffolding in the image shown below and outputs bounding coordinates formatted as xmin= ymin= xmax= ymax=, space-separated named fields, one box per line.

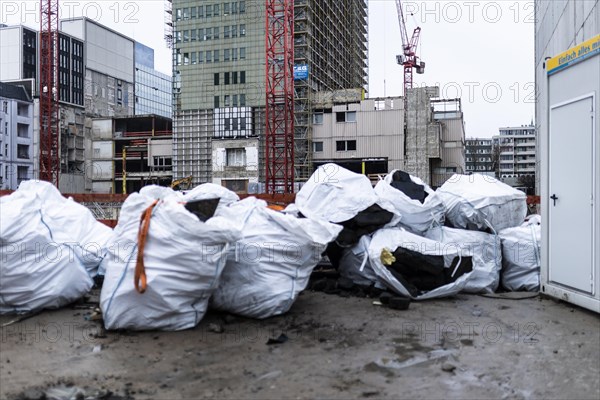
xmin=293 ymin=0 xmax=368 ymax=181
xmin=172 ymin=109 xmax=213 ymax=186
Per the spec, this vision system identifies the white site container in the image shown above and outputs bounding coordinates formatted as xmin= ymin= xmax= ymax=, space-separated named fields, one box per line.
xmin=540 ymin=34 xmax=600 ymax=313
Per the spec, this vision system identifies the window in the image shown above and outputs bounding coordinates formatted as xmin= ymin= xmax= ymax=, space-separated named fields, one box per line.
xmin=175 ymin=8 xmax=182 ymax=20
xmin=191 ymin=52 xmax=197 ymax=64
xmin=224 ymin=49 xmax=230 ymax=61
xmin=190 ymin=29 xmax=197 ymax=41
xmin=231 ymin=25 xmax=237 ymax=38
xmin=226 ymin=148 xmax=246 ymax=166
xmin=224 ymin=95 xmax=231 ymax=107
xmin=224 ymin=26 xmax=230 ymax=39
xmin=224 ymin=72 xmax=230 ymax=85
xmin=232 ymin=2 xmax=238 ymax=14
xmin=313 ymin=141 xmax=323 ymax=152
xmin=206 ymin=51 xmax=212 ymax=63
xmin=232 ymin=71 xmax=238 ymax=84
xmin=191 ymin=6 xmax=196 ymax=18
xmin=213 ymin=4 xmax=220 ymax=16
xmin=240 ymin=71 xmax=246 ymax=84
xmin=183 ymin=30 xmax=189 ymax=42
xmin=17 ymin=144 xmax=29 ymax=159
xmin=240 ymin=117 xmax=246 ymax=130
xmin=232 ymin=48 xmax=238 ymax=60
xmin=198 ymin=5 xmax=204 ymax=17
xmin=240 ymin=94 xmax=246 ymax=106
xmin=336 ymin=140 xmax=356 ymax=151
xmin=214 ymin=27 xmax=219 ymax=39
xmin=17 ymin=166 xmax=29 ymax=184
xmin=206 ymin=4 xmax=212 ymax=17
xmin=232 ymin=95 xmax=238 ymax=107
xmin=183 ymin=53 xmax=189 ymax=65
xmin=214 ymin=96 xmax=220 ymax=108
xmin=240 ymin=24 xmax=246 ymax=36
xmin=206 ymin=28 xmax=212 ymax=40
xmin=198 ymin=51 xmax=204 ymax=63
xmin=336 ymin=111 xmax=356 ymax=123
xmin=17 ymin=123 xmax=29 ymax=138
xmin=224 ymin=3 xmax=230 ymax=15
xmin=240 ymin=47 xmax=246 ymax=59
xmin=232 ymin=118 xmax=238 ymax=130
xmin=183 ymin=7 xmax=189 ymax=19
xmin=224 ymin=118 xmax=231 ymax=131
xmin=214 ymin=73 xmax=220 ymax=85
xmin=214 ymin=49 xmax=220 ymax=62
xmin=199 ymin=28 xmax=205 ymax=41
xmin=313 ymin=113 xmax=323 ymax=124
xmin=239 ymin=1 xmax=245 ymax=13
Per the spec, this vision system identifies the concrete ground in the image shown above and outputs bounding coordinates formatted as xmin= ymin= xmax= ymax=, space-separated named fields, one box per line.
xmin=1 ymin=290 xmax=599 ymax=399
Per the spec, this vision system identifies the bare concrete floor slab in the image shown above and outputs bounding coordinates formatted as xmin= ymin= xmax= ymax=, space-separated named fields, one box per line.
xmin=1 ymin=291 xmax=599 ymax=399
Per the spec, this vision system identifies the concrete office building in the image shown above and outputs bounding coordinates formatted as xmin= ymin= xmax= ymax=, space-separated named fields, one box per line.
xmin=60 ymin=18 xmax=135 ymax=118
xmin=90 ymin=115 xmax=173 ymax=194
xmin=171 ymin=0 xmax=368 ymax=188
xmin=0 ymin=82 xmax=35 ymax=189
xmin=535 ymin=0 xmax=599 ymax=311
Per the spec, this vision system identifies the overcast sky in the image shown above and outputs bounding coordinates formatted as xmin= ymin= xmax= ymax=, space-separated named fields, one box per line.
xmin=1 ymin=0 xmax=535 ymax=138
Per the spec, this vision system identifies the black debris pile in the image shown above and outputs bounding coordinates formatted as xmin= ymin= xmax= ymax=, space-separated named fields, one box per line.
xmin=389 ymin=170 xmax=428 ymax=203
xmin=384 ymin=247 xmax=473 ymax=298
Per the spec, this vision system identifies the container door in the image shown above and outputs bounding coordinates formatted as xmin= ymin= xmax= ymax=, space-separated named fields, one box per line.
xmin=549 ymin=94 xmax=595 ymax=294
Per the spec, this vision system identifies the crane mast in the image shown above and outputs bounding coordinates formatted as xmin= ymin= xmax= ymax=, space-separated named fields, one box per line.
xmin=39 ymin=0 xmax=60 ymax=186
xmin=395 ymin=1 xmax=425 ymax=96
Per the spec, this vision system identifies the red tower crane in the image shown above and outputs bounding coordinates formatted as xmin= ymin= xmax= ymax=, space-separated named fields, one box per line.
xmin=395 ymin=1 xmax=425 ymax=96
xmin=39 ymin=0 xmax=60 ymax=186
xmin=265 ymin=0 xmax=294 ymax=194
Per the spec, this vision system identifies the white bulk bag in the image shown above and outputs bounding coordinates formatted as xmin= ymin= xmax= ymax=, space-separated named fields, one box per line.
xmin=498 ymin=216 xmax=541 ymax=291
xmin=1 ymin=181 xmax=111 ymax=314
xmin=437 ymin=174 xmax=527 ymax=232
xmin=211 ymin=197 xmax=342 ymax=319
xmin=374 ymin=170 xmax=445 ymax=234
xmin=183 ymin=183 xmax=240 ymax=209
xmin=368 ymin=228 xmax=470 ymax=300
xmin=424 ymin=226 xmax=501 ymax=294
xmin=295 ymin=163 xmax=400 ymax=224
xmin=100 ymin=186 xmax=241 ymax=331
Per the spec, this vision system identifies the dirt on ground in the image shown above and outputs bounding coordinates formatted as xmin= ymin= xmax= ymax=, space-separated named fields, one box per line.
xmin=1 ymin=289 xmax=599 ymax=399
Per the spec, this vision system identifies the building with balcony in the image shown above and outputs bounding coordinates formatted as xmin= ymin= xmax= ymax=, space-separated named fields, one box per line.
xmin=493 ymin=124 xmax=536 ymax=179
xmin=465 ymin=138 xmax=494 ymax=175
xmin=0 ymin=82 xmax=34 ymax=189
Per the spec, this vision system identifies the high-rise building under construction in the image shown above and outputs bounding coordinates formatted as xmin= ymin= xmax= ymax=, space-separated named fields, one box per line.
xmin=170 ymin=0 xmax=368 ymax=189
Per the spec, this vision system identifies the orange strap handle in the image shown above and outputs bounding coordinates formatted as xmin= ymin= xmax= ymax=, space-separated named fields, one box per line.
xmin=135 ymin=200 xmax=159 ymax=294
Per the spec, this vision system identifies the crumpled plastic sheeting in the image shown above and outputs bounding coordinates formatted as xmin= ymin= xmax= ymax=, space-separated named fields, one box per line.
xmin=425 ymin=226 xmax=501 ymax=294
xmin=375 ymin=170 xmax=445 ymax=234
xmin=338 ymin=235 xmax=381 ymax=287
xmin=294 ymin=163 xmax=400 ymax=226
xmin=498 ymin=215 xmax=541 ymax=292
xmin=368 ymin=228 xmax=470 ymax=300
xmin=437 ymin=174 xmax=527 ymax=233
xmin=0 ymin=181 xmax=112 ymax=314
xmin=99 ymin=186 xmax=242 ymax=331
xmin=211 ymin=197 xmax=342 ymax=319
